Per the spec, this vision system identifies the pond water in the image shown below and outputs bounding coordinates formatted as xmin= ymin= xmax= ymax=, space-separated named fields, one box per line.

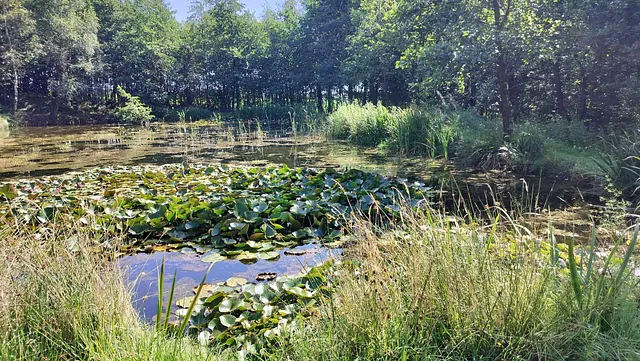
xmin=120 ymin=244 xmax=340 ymax=322
xmin=0 ymin=123 xmax=407 ymax=180
xmin=0 ymin=122 xmax=598 ymax=323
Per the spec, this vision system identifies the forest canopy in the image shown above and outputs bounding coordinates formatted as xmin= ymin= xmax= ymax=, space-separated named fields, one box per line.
xmin=1 ymin=0 xmax=639 ymax=136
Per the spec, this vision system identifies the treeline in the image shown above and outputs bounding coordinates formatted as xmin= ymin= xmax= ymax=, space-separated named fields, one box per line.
xmin=1 ymin=0 xmax=639 ymax=134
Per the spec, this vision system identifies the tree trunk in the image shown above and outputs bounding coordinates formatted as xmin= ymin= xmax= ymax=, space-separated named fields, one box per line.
xmin=316 ymin=85 xmax=324 ymax=113
xmin=493 ymin=0 xmax=513 ymax=139
xmin=371 ymin=82 xmax=379 ymax=105
xmin=578 ymin=66 xmax=588 ymax=124
xmin=362 ymin=81 xmax=368 ymax=105
xmin=12 ymin=68 xmax=18 ymax=114
xmin=553 ymin=60 xmax=569 ymax=122
xmin=348 ymin=84 xmax=354 ymax=103
xmin=327 ymin=87 xmax=334 ymax=113
xmin=50 ymin=96 xmax=60 ymax=124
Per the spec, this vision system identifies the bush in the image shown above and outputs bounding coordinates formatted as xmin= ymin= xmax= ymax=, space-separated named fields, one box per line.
xmin=115 ymin=86 xmax=154 ymax=124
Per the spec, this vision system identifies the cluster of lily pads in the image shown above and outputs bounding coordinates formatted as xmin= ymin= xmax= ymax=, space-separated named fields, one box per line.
xmin=175 ymin=264 xmax=333 ymax=355
xmin=0 ymin=164 xmax=434 ymax=261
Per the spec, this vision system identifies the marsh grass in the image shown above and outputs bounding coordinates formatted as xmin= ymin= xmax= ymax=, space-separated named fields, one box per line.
xmin=268 ymin=204 xmax=640 ymax=360
xmin=0 ymin=217 xmax=229 ymax=361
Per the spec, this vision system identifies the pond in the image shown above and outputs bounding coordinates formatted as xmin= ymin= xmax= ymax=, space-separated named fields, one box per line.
xmin=0 ymin=122 xmax=598 ymax=325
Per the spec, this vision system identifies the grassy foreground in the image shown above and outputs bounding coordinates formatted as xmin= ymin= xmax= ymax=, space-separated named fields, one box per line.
xmin=1 ymin=205 xmax=639 ymax=360
xmin=268 ymin=208 xmax=640 ymax=360
xmin=0 ymin=219 xmax=227 ymax=361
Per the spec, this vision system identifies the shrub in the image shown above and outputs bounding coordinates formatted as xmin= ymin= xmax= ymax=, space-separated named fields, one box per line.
xmin=115 ymin=86 xmax=154 ymax=124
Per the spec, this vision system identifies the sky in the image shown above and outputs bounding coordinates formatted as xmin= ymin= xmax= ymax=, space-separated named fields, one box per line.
xmin=167 ymin=0 xmax=278 ymax=22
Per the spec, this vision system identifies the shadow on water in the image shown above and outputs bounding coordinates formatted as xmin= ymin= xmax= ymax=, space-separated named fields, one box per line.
xmin=119 ymin=244 xmax=340 ymax=323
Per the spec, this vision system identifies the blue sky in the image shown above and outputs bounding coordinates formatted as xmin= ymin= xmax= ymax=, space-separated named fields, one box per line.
xmin=167 ymin=0 xmax=278 ymax=21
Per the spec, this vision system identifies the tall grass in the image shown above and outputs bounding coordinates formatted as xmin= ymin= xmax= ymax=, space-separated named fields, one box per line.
xmin=0 ymin=218 xmax=229 ymax=361
xmin=268 ymin=206 xmax=640 ymax=360
xmin=327 ymin=102 xmax=460 ymax=157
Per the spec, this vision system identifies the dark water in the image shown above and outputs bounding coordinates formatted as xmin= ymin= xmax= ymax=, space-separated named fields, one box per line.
xmin=119 ymin=244 xmax=340 ymax=322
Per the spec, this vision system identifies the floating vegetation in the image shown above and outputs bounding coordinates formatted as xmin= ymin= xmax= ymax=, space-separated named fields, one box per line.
xmin=175 ymin=264 xmax=334 ymax=356
xmin=0 ymin=164 xmax=434 ymax=263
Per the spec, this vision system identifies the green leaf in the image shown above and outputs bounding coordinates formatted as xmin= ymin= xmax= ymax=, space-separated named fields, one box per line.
xmin=219 ymin=314 xmax=238 ymax=327
xmin=202 ymin=252 xmax=226 ymax=264
xmin=219 ymin=296 xmax=243 ymax=313
xmin=258 ymin=251 xmax=280 ymax=261
xmin=226 ymin=277 xmax=247 ymax=287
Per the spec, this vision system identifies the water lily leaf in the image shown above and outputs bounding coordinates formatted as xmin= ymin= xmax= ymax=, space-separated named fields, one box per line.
xmin=168 ymin=229 xmax=188 ymax=241
xmin=219 ymin=295 xmax=243 ymax=313
xmin=246 ymin=240 xmax=262 ymax=249
xmin=180 ymin=247 xmax=196 ymax=255
xmin=202 ymin=252 xmax=226 ymax=264
xmin=220 ymin=314 xmax=238 ymax=327
xmin=197 ymin=330 xmax=211 ymax=345
xmin=261 ymin=223 xmax=277 ymax=238
xmin=249 ymin=232 xmax=264 ymax=241
xmin=287 ymin=287 xmax=315 ymax=299
xmin=289 ymin=218 xmax=303 ymax=230
xmin=234 ymin=201 xmax=248 ymax=218
xmin=176 ymin=296 xmax=196 ymax=308
xmin=236 ymin=252 xmax=258 ymax=262
xmin=254 ymin=283 xmax=266 ymax=295
xmin=292 ymin=230 xmax=308 ymax=239
xmin=259 ymin=289 xmax=277 ymax=304
xmin=230 ymin=222 xmax=247 ymax=230
xmin=252 ymin=202 xmax=268 ymax=213
xmin=185 ymin=220 xmax=201 ymax=230
xmin=290 ymin=203 xmax=308 ymax=216
xmin=226 ymin=277 xmax=247 ymax=287
xmin=258 ymin=251 xmax=280 ymax=261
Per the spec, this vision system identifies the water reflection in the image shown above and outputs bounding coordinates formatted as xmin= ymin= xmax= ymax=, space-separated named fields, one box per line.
xmin=119 ymin=244 xmax=340 ymax=322
xmin=0 ymin=123 xmax=409 ymax=180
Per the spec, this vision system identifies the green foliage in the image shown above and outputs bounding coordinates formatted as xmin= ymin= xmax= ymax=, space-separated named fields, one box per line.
xmin=328 ymin=102 xmax=394 ymax=147
xmin=174 ymin=266 xmax=331 ymax=355
xmin=328 ymin=103 xmax=461 ymax=158
xmin=0 ymin=164 xmax=433 ymax=255
xmin=115 ymin=86 xmax=154 ymax=124
xmin=234 ymin=103 xmax=318 ymax=122
xmin=594 ymin=130 xmax=640 ymax=200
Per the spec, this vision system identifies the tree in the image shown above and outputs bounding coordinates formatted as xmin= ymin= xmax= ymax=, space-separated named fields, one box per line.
xmin=0 ymin=0 xmax=38 ymax=114
xmin=298 ymin=0 xmax=358 ymax=112
xmin=28 ymin=0 xmax=99 ymax=122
